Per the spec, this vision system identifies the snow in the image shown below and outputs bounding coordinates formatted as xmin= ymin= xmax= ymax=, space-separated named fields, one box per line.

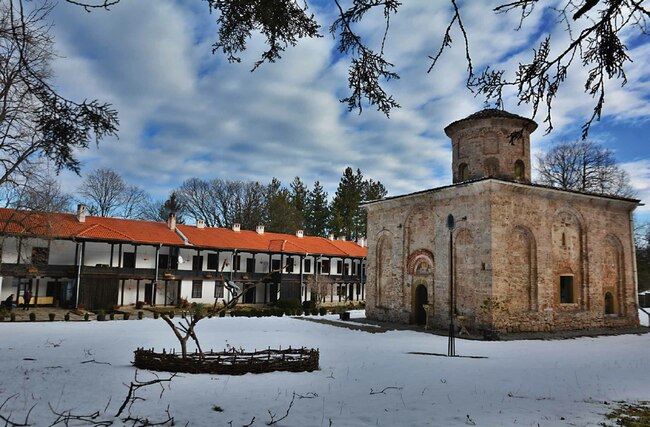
xmin=0 ymin=311 xmax=649 ymax=426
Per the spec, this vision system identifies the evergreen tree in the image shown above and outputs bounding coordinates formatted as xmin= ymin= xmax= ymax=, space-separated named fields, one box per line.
xmin=289 ymin=176 xmax=307 ymax=228
xmin=159 ymin=192 xmax=186 ymax=224
xmin=265 ymin=178 xmax=302 ymax=234
xmin=354 ymin=178 xmax=387 ymax=237
xmin=330 ymin=167 xmax=364 ymax=240
xmin=305 ymin=181 xmax=329 ymax=237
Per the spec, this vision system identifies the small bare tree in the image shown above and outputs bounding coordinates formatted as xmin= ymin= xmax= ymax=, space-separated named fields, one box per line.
xmin=536 ymin=140 xmax=635 ymax=197
xmin=160 ymin=304 xmax=205 ymax=359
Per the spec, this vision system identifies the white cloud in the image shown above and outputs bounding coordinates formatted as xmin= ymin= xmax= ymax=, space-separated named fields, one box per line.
xmin=40 ymin=0 xmax=649 ymax=208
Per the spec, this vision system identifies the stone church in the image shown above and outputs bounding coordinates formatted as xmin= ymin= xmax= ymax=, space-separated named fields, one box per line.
xmin=364 ymin=109 xmax=640 ymax=334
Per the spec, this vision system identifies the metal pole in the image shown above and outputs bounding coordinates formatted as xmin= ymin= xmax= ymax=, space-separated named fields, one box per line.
xmin=75 ymin=241 xmax=83 ymax=309
xmin=447 ymin=214 xmax=455 ymax=357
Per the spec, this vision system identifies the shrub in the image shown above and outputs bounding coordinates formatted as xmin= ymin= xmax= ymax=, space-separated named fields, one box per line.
xmin=29 ymin=312 xmax=36 ymax=321
xmin=275 ymin=298 xmax=301 ymax=311
xmin=64 ymin=313 xmax=70 ymax=321
xmin=137 ymin=311 xmax=143 ymax=320
xmin=153 ymin=311 xmax=159 ymax=319
xmin=168 ymin=311 xmax=175 ymax=319
xmin=84 ymin=313 xmax=90 ymax=321
xmin=311 ymin=308 xmax=318 ymax=316
xmin=302 ymin=300 xmax=316 ymax=311
xmin=219 ymin=310 xmax=226 ymax=317
xmin=319 ymin=307 xmax=327 ymax=316
xmin=10 ymin=312 xmax=16 ymax=322
xmin=48 ymin=313 xmax=55 ymax=321
xmin=193 ymin=304 xmax=205 ymax=320
xmin=135 ymin=301 xmax=145 ymax=309
xmin=123 ymin=313 xmax=130 ymax=320
xmin=177 ymin=297 xmax=190 ymax=309
xmin=109 ymin=313 xmax=115 ymax=320
xmin=295 ymin=308 xmax=303 ymax=316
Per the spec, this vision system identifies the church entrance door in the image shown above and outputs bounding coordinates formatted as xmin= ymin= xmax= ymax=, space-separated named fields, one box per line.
xmin=414 ymin=284 xmax=428 ymax=325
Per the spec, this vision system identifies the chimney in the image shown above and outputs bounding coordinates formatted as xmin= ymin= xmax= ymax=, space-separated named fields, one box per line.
xmin=76 ymin=204 xmax=86 ymax=223
xmin=339 ymin=236 xmax=346 ymax=241
xmin=296 ymin=230 xmax=304 ymax=238
xmin=357 ymin=237 xmax=366 ymax=248
xmin=196 ymin=219 xmax=205 ymax=229
xmin=328 ymin=233 xmax=335 ymax=241
xmin=167 ymin=213 xmax=176 ymax=230
xmin=256 ymin=225 xmax=265 ymax=235
xmin=232 ymin=223 xmax=241 ymax=232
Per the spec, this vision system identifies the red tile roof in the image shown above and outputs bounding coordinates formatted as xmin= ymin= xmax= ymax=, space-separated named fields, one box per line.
xmin=177 ymin=225 xmax=366 ymax=257
xmin=0 ymin=208 xmax=367 ymax=258
xmin=0 ymin=208 xmax=184 ymax=245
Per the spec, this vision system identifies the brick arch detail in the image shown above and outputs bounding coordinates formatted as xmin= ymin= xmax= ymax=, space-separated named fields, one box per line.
xmin=406 ymin=249 xmax=434 ymax=275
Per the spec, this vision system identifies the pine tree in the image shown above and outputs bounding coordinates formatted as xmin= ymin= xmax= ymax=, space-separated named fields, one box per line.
xmin=265 ymin=178 xmax=302 ymax=233
xmin=330 ymin=167 xmax=364 ymax=240
xmin=289 ymin=176 xmax=307 ymax=228
xmin=355 ymin=178 xmax=387 ymax=237
xmin=159 ymin=192 xmax=186 ymax=224
xmin=305 ymin=181 xmax=329 ymax=237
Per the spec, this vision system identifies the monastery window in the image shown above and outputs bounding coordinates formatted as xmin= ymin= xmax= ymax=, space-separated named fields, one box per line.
xmin=272 ymin=259 xmax=281 ymax=271
xmin=123 ymin=252 xmax=135 ymax=269
xmin=207 ymin=253 xmax=219 ymax=270
xmin=514 ymin=160 xmax=525 ymax=180
xmin=304 ymin=259 xmax=312 ymax=273
xmin=352 ymin=261 xmax=357 ymax=275
xmin=158 ymin=254 xmax=170 ymax=270
xmin=31 ymin=247 xmax=49 ymax=265
xmin=192 ymin=280 xmax=203 ymax=298
xmin=246 ymin=257 xmax=255 ymax=273
xmin=321 ymin=259 xmax=331 ymax=274
xmin=286 ymin=257 xmax=294 ymax=273
xmin=192 ymin=255 xmax=204 ymax=271
xmin=337 ymin=260 xmax=343 ymax=274
xmin=214 ymin=282 xmax=224 ymax=298
xmin=458 ymin=163 xmax=469 ymax=181
xmin=560 ymin=275 xmax=574 ymax=304
xmin=233 ymin=255 xmax=241 ymax=271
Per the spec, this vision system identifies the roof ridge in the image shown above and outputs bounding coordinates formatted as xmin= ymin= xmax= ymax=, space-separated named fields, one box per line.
xmin=78 ymin=223 xmax=134 ymax=241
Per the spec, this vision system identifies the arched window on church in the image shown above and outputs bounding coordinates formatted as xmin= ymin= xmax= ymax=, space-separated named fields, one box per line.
xmin=458 ymin=163 xmax=469 ymax=181
xmin=514 ymin=160 xmax=525 ymax=180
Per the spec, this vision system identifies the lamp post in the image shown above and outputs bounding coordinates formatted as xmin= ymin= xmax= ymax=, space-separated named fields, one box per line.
xmin=447 ymin=214 xmax=455 ymax=357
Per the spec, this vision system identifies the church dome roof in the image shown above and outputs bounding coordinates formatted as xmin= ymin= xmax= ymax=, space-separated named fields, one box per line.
xmin=444 ymin=108 xmax=537 ymax=136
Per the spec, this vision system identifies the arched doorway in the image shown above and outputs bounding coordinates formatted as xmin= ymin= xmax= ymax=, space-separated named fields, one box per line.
xmin=414 ymin=284 xmax=428 ymax=325
xmin=604 ymin=292 xmax=615 ymax=315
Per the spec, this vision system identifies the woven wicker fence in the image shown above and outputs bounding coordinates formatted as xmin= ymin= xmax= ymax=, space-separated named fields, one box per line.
xmin=133 ymin=347 xmax=319 ymax=375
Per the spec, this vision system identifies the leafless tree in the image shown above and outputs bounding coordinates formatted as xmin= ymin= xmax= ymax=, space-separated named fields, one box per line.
xmin=176 ymin=178 xmax=222 ymax=227
xmin=0 ymin=0 xmax=117 ymax=190
xmin=176 ymin=178 xmax=267 ymax=229
xmin=536 ymin=140 xmax=635 ymax=197
xmin=16 ymin=175 xmax=73 ymax=212
xmin=78 ymin=168 xmax=149 ymax=217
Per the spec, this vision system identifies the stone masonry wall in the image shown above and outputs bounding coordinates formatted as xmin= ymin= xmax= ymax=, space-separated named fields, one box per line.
xmin=365 ymin=182 xmax=494 ymax=330
xmin=489 ymin=181 xmax=639 ymax=333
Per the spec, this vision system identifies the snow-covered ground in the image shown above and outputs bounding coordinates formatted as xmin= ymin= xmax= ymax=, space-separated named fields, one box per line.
xmin=1 ymin=311 xmax=649 ymax=426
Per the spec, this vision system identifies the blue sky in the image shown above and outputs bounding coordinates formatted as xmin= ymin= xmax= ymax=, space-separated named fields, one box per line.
xmin=45 ymin=0 xmax=650 ymax=221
